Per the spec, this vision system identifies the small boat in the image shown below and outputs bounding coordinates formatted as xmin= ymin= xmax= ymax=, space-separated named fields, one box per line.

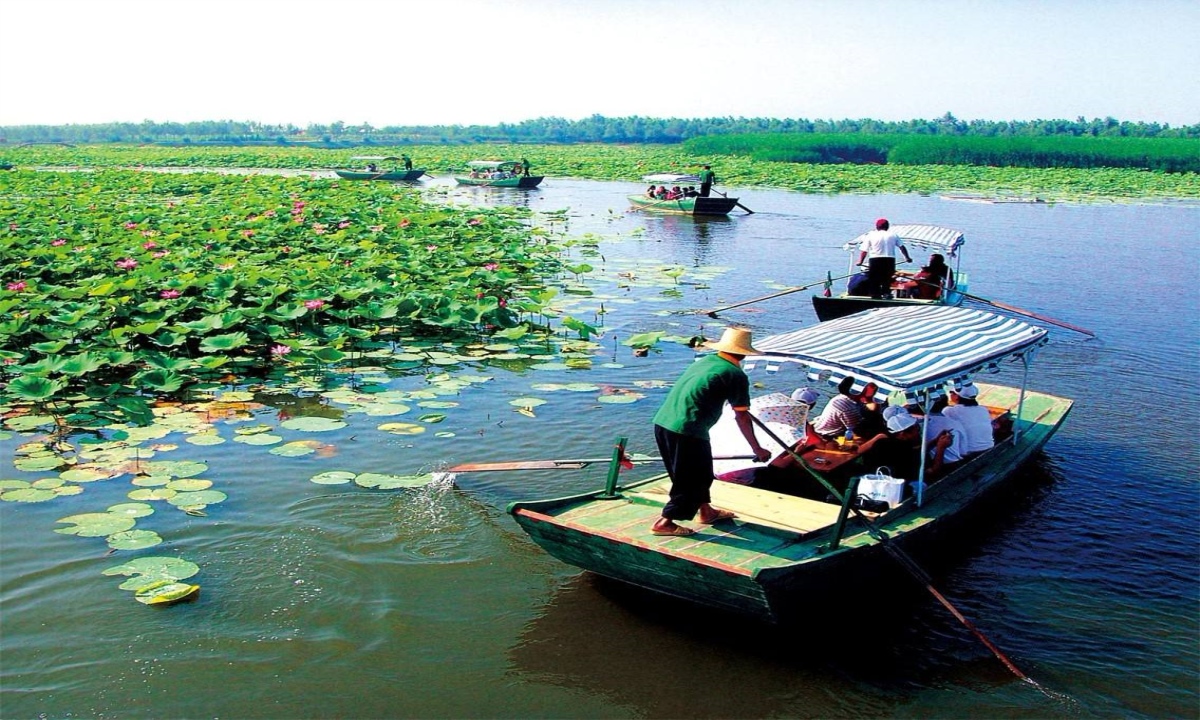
xmin=627 ymin=194 xmax=740 ymax=216
xmin=454 ymin=160 xmax=543 ymax=188
xmin=334 ymin=156 xmax=426 ymax=182
xmin=508 ymin=306 xmax=1072 ymax=622
xmin=811 ymin=223 xmax=968 ymax=322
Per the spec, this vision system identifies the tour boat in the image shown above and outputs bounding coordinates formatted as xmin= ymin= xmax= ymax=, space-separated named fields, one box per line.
xmin=334 ymin=156 xmax=426 ymax=182
xmin=454 ymin=160 xmax=543 ymax=188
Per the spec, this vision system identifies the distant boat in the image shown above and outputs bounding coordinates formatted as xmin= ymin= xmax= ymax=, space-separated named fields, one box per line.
xmin=508 ymin=306 xmax=1073 ymax=623
xmin=811 ymin=223 xmax=968 ymax=322
xmin=334 ymin=156 xmax=426 ymax=182
xmin=627 ymin=194 xmax=740 ymax=216
xmin=454 ymin=160 xmax=543 ymax=188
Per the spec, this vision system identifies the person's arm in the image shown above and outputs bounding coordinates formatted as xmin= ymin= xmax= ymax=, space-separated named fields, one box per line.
xmin=732 ymin=408 xmax=771 ymax=462
xmin=926 ymin=430 xmax=953 ymax=474
xmin=857 ymin=250 xmax=868 ymax=266
xmin=900 ymin=242 xmax=912 ymax=263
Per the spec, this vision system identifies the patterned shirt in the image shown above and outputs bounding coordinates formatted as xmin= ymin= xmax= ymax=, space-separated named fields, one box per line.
xmin=811 ymin=395 xmax=863 ymax=438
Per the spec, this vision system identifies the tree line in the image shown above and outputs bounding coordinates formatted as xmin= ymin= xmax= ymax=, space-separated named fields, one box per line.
xmin=2 ymin=113 xmax=1197 ymax=146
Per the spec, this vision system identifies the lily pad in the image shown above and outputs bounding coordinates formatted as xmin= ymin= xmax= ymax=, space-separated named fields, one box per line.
xmin=107 ymin=502 xmax=155 ymax=518
xmin=417 ymin=400 xmax=459 ymax=409
xmin=598 ymin=393 xmax=645 ymax=404
xmin=354 ymin=473 xmax=436 ymax=489
xmin=167 ymin=490 xmax=228 ymax=507
xmin=166 ymin=478 xmax=213 ymax=492
xmin=2 ymin=487 xmax=59 ymax=503
xmin=14 ymin=456 xmax=66 ymax=472
xmin=280 ymin=417 xmax=347 ymax=432
xmin=310 ymin=470 xmax=356 ymax=485
xmin=134 ymin=581 xmax=200 ymax=605
xmin=233 ymin=433 xmax=284 ymax=446
xmin=104 ymin=556 xmax=200 ymax=591
xmin=508 ymin=397 xmax=548 ymax=408
xmin=56 ymin=512 xmax=137 ymax=537
xmin=186 ymin=433 xmax=226 ymax=446
xmin=417 ymin=413 xmax=447 ymax=424
xmin=269 ymin=441 xmax=320 ymax=457
xmin=128 ymin=488 xmax=178 ymax=501
xmin=108 ymin=529 xmax=164 ymax=550
xmin=143 ymin=460 xmax=208 ymax=478
xmin=377 ymin=422 xmax=426 ymax=435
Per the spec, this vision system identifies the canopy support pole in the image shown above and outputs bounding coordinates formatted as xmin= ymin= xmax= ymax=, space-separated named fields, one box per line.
xmin=1014 ymin=354 xmax=1032 ymax=443
xmin=916 ymin=389 xmax=932 ymax=506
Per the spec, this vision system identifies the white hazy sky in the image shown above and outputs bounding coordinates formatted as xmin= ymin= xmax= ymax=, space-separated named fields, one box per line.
xmin=1 ymin=0 xmax=1197 ymax=128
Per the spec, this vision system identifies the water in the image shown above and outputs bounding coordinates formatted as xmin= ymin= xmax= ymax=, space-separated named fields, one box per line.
xmin=2 ymin=176 xmax=1198 ymax=718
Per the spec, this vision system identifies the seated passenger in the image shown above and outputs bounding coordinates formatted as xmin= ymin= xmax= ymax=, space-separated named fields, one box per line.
xmin=908 ymin=253 xmax=955 ymax=299
xmin=855 ymin=410 xmax=955 ymax=481
xmin=942 ymin=383 xmax=994 ymax=455
xmin=855 ymin=382 xmax=887 ymax=439
xmin=810 ymin=376 xmax=864 ymax=445
xmin=914 ymin=395 xmax=968 ymax=466
xmin=646 ymin=184 xmax=658 ymax=198
xmin=367 ymin=163 xmax=378 ymax=172
xmin=846 ymin=272 xmax=872 ymax=297
xmin=655 ymin=185 xmax=668 ymax=199
xmin=684 ymin=186 xmax=699 ymax=197
xmin=667 ymin=185 xmax=682 ymax=200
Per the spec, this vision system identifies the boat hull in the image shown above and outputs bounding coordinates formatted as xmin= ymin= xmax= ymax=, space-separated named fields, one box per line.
xmin=811 ymin=294 xmax=962 ymax=322
xmin=627 ymin=194 xmax=738 ymax=216
xmin=334 ymin=169 xmax=426 ymax=181
xmin=455 ymin=175 xmax=544 ymax=188
xmin=508 ymin=383 xmax=1072 ymax=622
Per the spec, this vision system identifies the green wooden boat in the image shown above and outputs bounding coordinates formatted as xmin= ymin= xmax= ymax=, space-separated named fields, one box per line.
xmin=508 ymin=306 xmax=1073 ymax=622
xmin=334 ymin=157 xmax=426 ymax=182
xmin=812 ymin=224 xmax=968 ymax=321
xmin=454 ymin=160 xmax=543 ymax=188
xmin=627 ymin=194 xmax=740 ymax=216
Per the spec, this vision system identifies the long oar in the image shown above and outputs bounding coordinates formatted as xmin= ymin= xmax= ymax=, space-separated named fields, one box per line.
xmin=699 ymin=272 xmax=858 ymax=317
xmin=961 ymin=291 xmax=1095 ymax=337
xmin=710 ymin=187 xmax=754 ymax=214
xmin=747 ymin=414 xmax=1059 ymax=696
xmin=631 ymin=195 xmax=685 ymax=212
xmin=449 ymin=454 xmax=755 ymax=473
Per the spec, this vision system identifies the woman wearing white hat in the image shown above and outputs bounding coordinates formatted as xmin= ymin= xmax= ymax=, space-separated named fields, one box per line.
xmin=943 ymin=383 xmax=995 ymax=456
xmin=650 ymin=327 xmax=772 ymax=536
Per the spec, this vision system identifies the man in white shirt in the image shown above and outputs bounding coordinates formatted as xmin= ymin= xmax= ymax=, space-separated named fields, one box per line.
xmin=942 ymin=383 xmax=995 ymax=455
xmin=856 ymin=218 xmax=913 ymax=298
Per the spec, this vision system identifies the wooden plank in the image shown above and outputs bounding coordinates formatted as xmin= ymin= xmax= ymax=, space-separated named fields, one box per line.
xmin=629 ymin=482 xmax=842 ymax=535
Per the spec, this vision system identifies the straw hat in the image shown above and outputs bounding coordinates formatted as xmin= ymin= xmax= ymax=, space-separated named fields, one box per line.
xmin=704 ymin=327 xmax=760 ymax=356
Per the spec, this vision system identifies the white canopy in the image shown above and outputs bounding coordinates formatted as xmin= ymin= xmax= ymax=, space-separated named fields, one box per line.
xmin=642 ymin=173 xmax=701 ymax=183
xmin=745 ymin=306 xmax=1047 ymax=402
xmin=841 ymin=223 xmax=965 ymax=258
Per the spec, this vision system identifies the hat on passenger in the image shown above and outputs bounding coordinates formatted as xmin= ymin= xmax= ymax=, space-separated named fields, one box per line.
xmin=875 ymin=218 xmax=889 ymax=230
xmin=886 ymin=412 xmax=918 ymax=433
xmin=704 ymin=326 xmax=760 ymax=356
xmin=882 ymin=406 xmax=907 ymax=421
xmin=953 ymin=383 xmax=979 ymax=399
xmin=791 ymin=387 xmax=820 ymax=406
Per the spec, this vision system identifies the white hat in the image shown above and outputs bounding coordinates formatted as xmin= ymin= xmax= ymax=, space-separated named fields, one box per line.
xmin=704 ymin=327 xmax=760 ymax=356
xmin=882 ymin=406 xmax=907 ymax=421
xmin=791 ymin=387 xmax=820 ymax=406
xmin=953 ymin=383 xmax=979 ymax=399
xmin=886 ymin=412 xmax=918 ymax=433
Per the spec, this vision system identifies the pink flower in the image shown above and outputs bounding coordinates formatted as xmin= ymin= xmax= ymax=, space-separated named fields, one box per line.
xmin=160 ymin=289 xmax=181 ymax=299
xmin=426 ymin=245 xmax=437 ymax=252
xmin=142 ymin=241 xmax=158 ymax=250
xmin=476 ymin=292 xmax=485 ymax=299
xmin=281 ymin=246 xmax=292 ymax=253
xmin=264 ymin=209 xmax=277 ymax=217
xmin=270 ymin=344 xmax=292 ymax=357
xmin=152 ymin=251 xmax=169 ymax=258
xmin=399 ymin=219 xmax=411 ymax=228
xmin=242 ymin=230 xmax=255 ymax=237
xmin=116 ymin=258 xmax=138 ymax=270
xmin=304 ymin=299 xmax=325 ymax=310
xmin=468 ymin=217 xmax=483 ymax=226
xmin=124 ymin=222 xmax=138 ymax=230
xmin=312 ymin=223 xmax=327 ymax=235
xmin=293 ymin=215 xmax=305 ymax=224
xmin=343 ymin=260 xmax=351 ymax=267
xmin=203 ymin=243 xmax=213 ymax=250
xmin=484 ymin=262 xmax=499 ymax=271
xmin=217 ymin=262 xmax=235 ymax=271
xmin=293 ymin=201 xmax=305 ymax=209
xmin=7 ymin=280 xmax=27 ymax=292
xmin=9 ymin=223 xmax=19 ymax=231
xmin=498 ymin=298 xmax=507 ymax=308
xmin=51 ymin=238 xmax=67 ymax=247
xmin=337 ymin=221 xmax=350 ymax=229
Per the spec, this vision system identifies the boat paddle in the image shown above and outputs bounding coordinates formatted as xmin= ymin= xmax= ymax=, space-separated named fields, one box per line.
xmin=961 ymin=292 xmax=1095 ymax=337
xmin=697 ymin=272 xmax=859 ymax=318
xmin=710 ymin=188 xmax=754 ymax=214
xmin=746 ymin=414 xmax=1064 ymax=700
xmin=448 ymin=453 xmax=756 ymax=473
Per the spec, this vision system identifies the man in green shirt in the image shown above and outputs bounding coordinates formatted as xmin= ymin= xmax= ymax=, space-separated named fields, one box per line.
xmin=520 ymin=158 xmax=531 ymax=177
xmin=651 ymin=327 xmax=771 ymax=536
xmin=697 ymin=164 xmax=716 ymax=197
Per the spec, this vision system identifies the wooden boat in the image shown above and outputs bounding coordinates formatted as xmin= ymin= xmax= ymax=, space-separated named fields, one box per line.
xmin=627 ymin=194 xmax=740 ymax=216
xmin=334 ymin=156 xmax=426 ymax=182
xmin=811 ymin=224 xmax=968 ymax=322
xmin=454 ymin=160 xmax=543 ymax=188
xmin=508 ymin=306 xmax=1072 ymax=622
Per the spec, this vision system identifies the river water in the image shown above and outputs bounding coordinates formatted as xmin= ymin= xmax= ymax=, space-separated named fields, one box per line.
xmin=2 ymin=176 xmax=1197 ymax=718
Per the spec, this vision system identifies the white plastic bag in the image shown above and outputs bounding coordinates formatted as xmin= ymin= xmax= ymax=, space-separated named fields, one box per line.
xmin=857 ymin=467 xmax=905 ymax=508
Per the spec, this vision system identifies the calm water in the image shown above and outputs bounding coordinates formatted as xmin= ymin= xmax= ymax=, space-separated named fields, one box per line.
xmin=2 ymin=176 xmax=1198 ymax=719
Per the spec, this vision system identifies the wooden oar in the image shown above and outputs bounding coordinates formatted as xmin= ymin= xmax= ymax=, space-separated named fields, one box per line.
xmin=710 ymin=188 xmax=754 ymax=214
xmin=449 ymin=454 xmax=755 ymax=473
xmin=961 ymin=291 xmax=1095 ymax=337
xmin=631 ymin=195 xmax=685 ymax=211
xmin=699 ymin=272 xmax=858 ymax=317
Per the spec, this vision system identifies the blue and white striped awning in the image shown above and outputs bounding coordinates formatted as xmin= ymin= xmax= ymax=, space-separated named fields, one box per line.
xmin=744 ymin=306 xmax=1047 ymax=401
xmin=841 ymin=223 xmax=965 ymax=258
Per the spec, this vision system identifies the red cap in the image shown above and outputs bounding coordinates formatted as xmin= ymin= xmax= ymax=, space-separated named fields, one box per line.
xmin=875 ymin=218 xmax=889 ymax=230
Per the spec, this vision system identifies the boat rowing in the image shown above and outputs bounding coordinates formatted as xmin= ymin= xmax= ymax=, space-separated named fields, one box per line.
xmin=454 ymin=160 xmax=543 ymax=188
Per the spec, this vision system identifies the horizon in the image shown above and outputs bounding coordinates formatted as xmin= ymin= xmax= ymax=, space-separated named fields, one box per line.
xmin=1 ymin=0 xmax=1197 ymax=128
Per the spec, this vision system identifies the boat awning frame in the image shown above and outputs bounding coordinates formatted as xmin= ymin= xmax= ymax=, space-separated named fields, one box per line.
xmin=642 ymin=173 xmax=701 ymax=183
xmin=744 ymin=306 xmax=1048 ymax=403
xmin=840 ymin=223 xmax=965 ymax=259
xmin=467 ymin=160 xmax=521 ymax=170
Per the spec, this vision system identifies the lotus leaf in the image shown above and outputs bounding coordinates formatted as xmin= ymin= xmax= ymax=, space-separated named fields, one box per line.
xmin=14 ymin=456 xmax=66 ymax=472
xmin=0 ymin=480 xmax=31 ymax=490
xmin=531 ymin=362 xmax=571 ymax=371
xmin=103 ymin=555 xmax=200 ymax=583
xmin=234 ymin=424 xmax=275 ymax=435
xmin=377 ymin=422 xmax=426 ymax=435
xmin=233 ymin=433 xmax=284 ymax=446
xmin=128 ymin=488 xmax=178 ymax=501
xmin=434 ymin=431 xmax=456 ymax=438
xmin=186 ymin=433 xmax=226 ymax=446
xmin=7 ymin=377 xmax=66 ymax=402
xmin=280 ymin=417 xmax=347 ymax=432
xmin=508 ymin=397 xmax=548 ymax=408
xmin=32 ymin=477 xmax=66 ymax=489
xmin=310 ymin=471 xmax=356 ymax=485
xmin=54 ymin=485 xmax=84 ymax=497
xmin=269 ymin=441 xmax=321 ymax=457
xmin=108 ymin=529 xmax=163 ymax=550
xmin=165 ymin=479 xmax=213 ymax=492
xmin=167 ymin=490 xmax=228 ymax=506
xmin=56 ymin=512 xmax=137 ymax=537
xmin=131 ymin=474 xmax=172 ymax=487
xmin=354 ymin=472 xmax=435 ymax=489
xmin=107 ymin=502 xmax=155 ymax=517
xmin=598 ymin=393 xmax=644 ymax=404
xmin=417 ymin=401 xmax=459 ymax=409
xmin=144 ymin=461 xmax=209 ymax=478
xmin=362 ymin=403 xmax=412 ymax=416
xmin=417 ymin=413 xmax=447 ymax=424
xmin=219 ymin=391 xmax=255 ymax=402
xmin=2 ymin=488 xmax=59 ymax=503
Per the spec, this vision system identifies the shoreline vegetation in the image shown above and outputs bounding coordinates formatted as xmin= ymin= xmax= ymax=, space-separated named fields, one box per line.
xmin=1 ymin=143 xmax=1197 ymax=201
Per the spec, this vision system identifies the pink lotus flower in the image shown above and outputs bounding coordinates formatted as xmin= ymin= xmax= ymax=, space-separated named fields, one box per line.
xmin=9 ymin=223 xmax=19 ymax=231
xmin=242 ymin=229 xmax=255 ymax=237
xmin=312 ymin=223 xmax=327 ymax=235
xmin=484 ymin=262 xmax=499 ymax=271
xmin=426 ymin=245 xmax=437 ymax=252
xmin=293 ymin=201 xmax=305 ymax=209
xmin=337 ymin=221 xmax=350 ymax=229
xmin=304 ymin=299 xmax=325 ymax=310
xmin=160 ymin=289 xmax=181 ymax=299
xmin=293 ymin=215 xmax=305 ymax=224
xmin=498 ymin=298 xmax=507 ymax=308
xmin=468 ymin=217 xmax=483 ymax=226
xmin=116 ymin=258 xmax=138 ymax=270
xmin=152 ymin=251 xmax=169 ymax=258
xmin=271 ymin=344 xmax=292 ymax=357
xmin=399 ymin=219 xmax=411 ymax=228
xmin=142 ymin=241 xmax=158 ymax=250
xmin=7 ymin=280 xmax=27 ymax=292
xmin=124 ymin=222 xmax=138 ymax=230
xmin=51 ymin=238 xmax=67 ymax=246
xmin=264 ymin=209 xmax=277 ymax=217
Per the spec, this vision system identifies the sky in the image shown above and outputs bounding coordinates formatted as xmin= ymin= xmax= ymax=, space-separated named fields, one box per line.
xmin=1 ymin=0 xmax=1197 ymax=128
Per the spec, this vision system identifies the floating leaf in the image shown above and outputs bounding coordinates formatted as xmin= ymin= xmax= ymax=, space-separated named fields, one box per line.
xmin=107 ymin=502 xmax=155 ymax=518
xmin=167 ymin=490 xmax=227 ymax=507
xmin=128 ymin=488 xmax=178 ymax=501
xmin=280 ymin=417 xmax=347 ymax=432
xmin=417 ymin=413 xmax=447 ymax=424
xmin=165 ymin=478 xmax=213 ymax=492
xmin=2 ymin=487 xmax=59 ymax=503
xmin=310 ymin=470 xmax=356 ymax=485
xmin=598 ymin=393 xmax=645 ymax=404
xmin=185 ymin=433 xmax=226 ymax=446
xmin=134 ymin=581 xmax=200 ymax=605
xmin=434 ymin=431 xmax=456 ymax=438
xmin=362 ymin=403 xmax=412 ymax=416
xmin=354 ymin=473 xmax=435 ymax=489
xmin=14 ymin=456 xmax=65 ymax=472
xmin=56 ymin=512 xmax=137 ymax=537
xmin=233 ymin=433 xmax=284 ymax=446
xmin=108 ymin=529 xmax=163 ymax=550
xmin=269 ymin=441 xmax=320 ymax=457
xmin=508 ymin=397 xmax=548 ymax=408
xmin=377 ymin=422 xmax=426 ymax=435
xmin=416 ymin=400 xmax=459 ymax=409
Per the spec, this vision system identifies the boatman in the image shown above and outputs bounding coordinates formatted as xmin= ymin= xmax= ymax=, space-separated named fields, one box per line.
xmin=856 ymin=218 xmax=912 ymax=298
xmin=698 ymin=164 xmax=716 ymax=197
xmin=650 ymin=327 xmax=771 ymax=536
xmin=401 ymin=154 xmax=413 ymax=170
xmin=520 ymin=157 xmax=531 ymax=177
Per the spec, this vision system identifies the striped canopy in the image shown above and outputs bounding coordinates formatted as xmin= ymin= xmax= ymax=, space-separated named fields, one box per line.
xmin=745 ymin=306 xmax=1047 ymax=401
xmin=841 ymin=223 xmax=965 ymax=258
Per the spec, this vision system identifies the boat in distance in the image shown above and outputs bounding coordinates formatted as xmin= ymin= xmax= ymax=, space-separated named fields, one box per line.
xmin=507 ymin=306 xmax=1072 ymax=622
xmin=454 ymin=160 xmax=543 ymax=188
xmin=334 ymin=156 xmax=426 ymax=182
xmin=627 ymin=194 xmax=740 ymax=216
xmin=812 ymin=223 xmax=968 ymax=322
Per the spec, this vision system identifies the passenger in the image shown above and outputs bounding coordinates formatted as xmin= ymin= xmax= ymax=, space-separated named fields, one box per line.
xmin=856 ymin=218 xmax=913 ymax=299
xmin=904 ymin=253 xmax=955 ymax=299
xmin=401 ymin=154 xmax=413 ymax=170
xmin=367 ymin=163 xmax=379 ymax=172
xmin=846 ymin=271 xmax=872 ymax=297
xmin=810 ymin=376 xmax=864 ymax=446
xmin=913 ymin=395 xmax=968 ymax=467
xmin=684 ymin=186 xmax=699 ymax=197
xmin=855 ymin=382 xmax=887 ymax=439
xmin=790 ymin=387 xmax=821 ymax=412
xmin=667 ymin=186 xmax=682 ymax=200
xmin=655 ymin=185 xmax=669 ymax=199
xmin=854 ymin=410 xmax=955 ymax=481
xmin=942 ymin=383 xmax=994 ymax=455
xmin=646 ymin=184 xmax=658 ymax=198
